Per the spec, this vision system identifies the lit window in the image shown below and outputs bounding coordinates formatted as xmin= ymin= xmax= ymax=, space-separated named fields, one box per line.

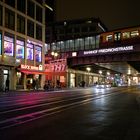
xmin=114 ymin=32 xmax=121 ymax=41
xmin=131 ymin=30 xmax=139 ymax=37
xmin=122 ymin=32 xmax=130 ymax=39
xmin=4 ymin=70 xmax=8 ymax=74
xmin=106 ymin=35 xmax=113 ymax=42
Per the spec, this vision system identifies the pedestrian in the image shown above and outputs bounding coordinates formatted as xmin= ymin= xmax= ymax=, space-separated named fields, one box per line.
xmin=35 ymin=78 xmax=39 ymax=90
xmin=5 ymin=77 xmax=10 ymax=92
xmin=32 ymin=79 xmax=36 ymax=90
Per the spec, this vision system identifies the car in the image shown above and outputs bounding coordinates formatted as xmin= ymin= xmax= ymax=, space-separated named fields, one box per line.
xmin=96 ymin=83 xmax=111 ymax=88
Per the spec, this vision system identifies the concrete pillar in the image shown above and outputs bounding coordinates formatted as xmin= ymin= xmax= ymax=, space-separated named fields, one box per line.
xmin=0 ymin=67 xmax=4 ymax=91
xmin=23 ymin=74 xmax=27 ymax=90
xmin=10 ymin=67 xmax=16 ymax=90
xmin=41 ymin=74 xmax=45 ymax=89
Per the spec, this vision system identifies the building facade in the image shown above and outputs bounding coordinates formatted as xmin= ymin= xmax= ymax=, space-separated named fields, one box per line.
xmin=45 ymin=18 xmax=107 ymax=87
xmin=0 ymin=0 xmax=46 ymax=91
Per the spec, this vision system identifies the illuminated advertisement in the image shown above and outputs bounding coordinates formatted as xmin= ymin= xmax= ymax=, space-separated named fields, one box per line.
xmin=21 ymin=64 xmax=43 ymax=71
xmin=0 ymin=34 xmax=1 ymax=55
xmin=35 ymin=46 xmax=42 ymax=62
xmin=16 ymin=40 xmax=24 ymax=59
xmin=4 ymin=36 xmax=14 ymax=56
xmin=27 ymin=43 xmax=33 ymax=60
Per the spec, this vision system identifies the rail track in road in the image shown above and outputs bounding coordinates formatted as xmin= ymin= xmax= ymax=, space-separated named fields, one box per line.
xmin=0 ymin=87 xmax=130 ymax=130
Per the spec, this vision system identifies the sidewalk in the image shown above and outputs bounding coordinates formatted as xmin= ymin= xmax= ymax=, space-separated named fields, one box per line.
xmin=0 ymin=87 xmax=88 ymax=94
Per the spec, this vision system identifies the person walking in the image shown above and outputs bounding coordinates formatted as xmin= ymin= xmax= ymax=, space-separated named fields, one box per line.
xmin=32 ymin=79 xmax=36 ymax=90
xmin=5 ymin=77 xmax=10 ymax=92
xmin=35 ymin=78 xmax=39 ymax=90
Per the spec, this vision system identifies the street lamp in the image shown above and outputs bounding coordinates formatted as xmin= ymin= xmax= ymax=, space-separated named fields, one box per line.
xmin=99 ymin=70 xmax=102 ymax=83
xmin=86 ymin=67 xmax=91 ymax=72
xmin=43 ymin=0 xmax=53 ymax=11
xmin=51 ymin=51 xmax=59 ymax=88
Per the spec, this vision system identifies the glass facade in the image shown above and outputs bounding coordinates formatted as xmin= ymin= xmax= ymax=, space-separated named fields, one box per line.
xmin=17 ymin=0 xmax=26 ymax=13
xmin=27 ymin=0 xmax=35 ymax=18
xmin=49 ymin=35 xmax=100 ymax=53
xmin=0 ymin=5 xmax=2 ymax=26
xmin=5 ymin=9 xmax=15 ymax=30
xmin=36 ymin=24 xmax=42 ymax=41
xmin=5 ymin=0 xmax=15 ymax=8
xmin=27 ymin=20 xmax=34 ymax=38
xmin=17 ymin=15 xmax=25 ymax=34
xmin=0 ymin=0 xmax=45 ymax=91
xmin=48 ymin=35 xmax=100 ymax=52
xmin=36 ymin=5 xmax=42 ymax=23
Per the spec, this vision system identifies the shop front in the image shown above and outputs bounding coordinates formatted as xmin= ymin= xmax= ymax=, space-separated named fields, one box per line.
xmin=45 ymin=59 xmax=67 ymax=88
xmin=17 ymin=64 xmax=45 ymax=90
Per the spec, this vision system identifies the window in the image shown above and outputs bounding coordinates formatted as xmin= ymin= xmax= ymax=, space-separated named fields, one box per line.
xmin=36 ymin=5 xmax=42 ymax=23
xmin=17 ymin=0 xmax=26 ymax=13
xmin=27 ymin=0 xmax=35 ymax=18
xmin=65 ymin=40 xmax=70 ymax=51
xmin=5 ymin=0 xmax=15 ymax=8
xmin=85 ymin=37 xmax=90 ymax=50
xmin=88 ymin=37 xmax=93 ymax=49
xmin=74 ymin=27 xmax=80 ymax=32
xmin=0 ymin=5 xmax=2 ymax=26
xmin=106 ymin=35 xmax=113 ymax=42
xmin=27 ymin=43 xmax=33 ymax=60
xmin=75 ymin=39 xmax=79 ymax=51
xmin=131 ymin=30 xmax=139 ymax=37
xmin=114 ymin=32 xmax=121 ymax=41
xmin=4 ymin=36 xmax=14 ymax=56
xmin=5 ymin=9 xmax=15 ymax=30
xmin=27 ymin=20 xmax=34 ymax=38
xmin=35 ymin=46 xmax=42 ymax=62
xmin=16 ymin=39 xmax=25 ymax=59
xmin=57 ymin=41 xmax=64 ymax=52
xmin=122 ymin=32 xmax=130 ymax=39
xmin=96 ymin=35 xmax=100 ymax=48
xmin=75 ymin=38 xmax=84 ymax=50
xmin=36 ymin=24 xmax=42 ymax=41
xmin=90 ymin=37 xmax=96 ymax=49
xmin=17 ymin=15 xmax=25 ymax=34
xmin=69 ymin=40 xmax=74 ymax=51
xmin=82 ymin=27 xmax=88 ymax=32
xmin=52 ymin=43 xmax=56 ymax=51
xmin=35 ymin=0 xmax=43 ymax=5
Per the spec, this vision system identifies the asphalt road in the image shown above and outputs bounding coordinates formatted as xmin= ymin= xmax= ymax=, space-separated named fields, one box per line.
xmin=1 ymin=86 xmax=140 ymax=140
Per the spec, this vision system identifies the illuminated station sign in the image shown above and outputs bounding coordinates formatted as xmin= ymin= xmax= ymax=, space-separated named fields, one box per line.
xmin=83 ymin=46 xmax=134 ymax=55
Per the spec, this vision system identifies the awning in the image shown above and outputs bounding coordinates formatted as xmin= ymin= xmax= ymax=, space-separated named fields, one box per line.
xmin=44 ymin=71 xmax=66 ymax=76
xmin=18 ymin=69 xmax=66 ymax=75
xmin=18 ymin=68 xmax=45 ymax=75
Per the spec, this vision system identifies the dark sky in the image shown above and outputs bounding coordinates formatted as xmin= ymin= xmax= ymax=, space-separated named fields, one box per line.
xmin=56 ymin=0 xmax=140 ymax=30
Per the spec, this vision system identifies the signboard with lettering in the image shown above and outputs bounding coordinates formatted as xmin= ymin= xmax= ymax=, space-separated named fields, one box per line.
xmin=20 ymin=64 xmax=43 ymax=71
xmin=74 ymin=45 xmax=135 ymax=57
xmin=45 ymin=59 xmax=67 ymax=72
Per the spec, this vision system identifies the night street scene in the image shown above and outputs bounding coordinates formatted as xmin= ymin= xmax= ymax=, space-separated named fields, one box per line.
xmin=1 ymin=0 xmax=140 ymax=140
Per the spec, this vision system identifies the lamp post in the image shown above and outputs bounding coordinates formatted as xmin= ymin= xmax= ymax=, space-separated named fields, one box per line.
xmin=86 ymin=67 xmax=91 ymax=86
xmin=99 ymin=70 xmax=102 ymax=83
xmin=51 ymin=51 xmax=59 ymax=88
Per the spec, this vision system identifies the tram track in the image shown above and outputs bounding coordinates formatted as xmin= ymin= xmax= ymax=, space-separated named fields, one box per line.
xmin=0 ymin=90 xmax=121 ymax=130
